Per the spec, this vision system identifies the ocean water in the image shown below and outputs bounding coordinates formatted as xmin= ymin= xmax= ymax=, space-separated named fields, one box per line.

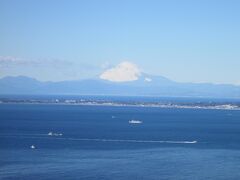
xmin=1 ymin=104 xmax=240 ymax=179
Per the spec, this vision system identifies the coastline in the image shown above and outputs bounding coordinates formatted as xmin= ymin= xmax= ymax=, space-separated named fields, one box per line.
xmin=1 ymin=100 xmax=240 ymax=111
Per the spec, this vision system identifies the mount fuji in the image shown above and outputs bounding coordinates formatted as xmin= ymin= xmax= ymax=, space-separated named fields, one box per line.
xmin=0 ymin=62 xmax=240 ymax=98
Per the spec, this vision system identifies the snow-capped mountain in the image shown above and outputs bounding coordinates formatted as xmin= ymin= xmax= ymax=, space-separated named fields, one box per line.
xmin=0 ymin=74 xmax=240 ymax=98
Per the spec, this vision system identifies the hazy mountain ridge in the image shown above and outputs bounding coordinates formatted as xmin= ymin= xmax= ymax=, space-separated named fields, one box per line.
xmin=0 ymin=75 xmax=240 ymax=98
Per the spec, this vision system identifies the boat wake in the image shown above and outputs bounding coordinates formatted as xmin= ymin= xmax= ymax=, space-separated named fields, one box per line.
xmin=0 ymin=134 xmax=197 ymax=144
xmin=66 ymin=138 xmax=197 ymax=144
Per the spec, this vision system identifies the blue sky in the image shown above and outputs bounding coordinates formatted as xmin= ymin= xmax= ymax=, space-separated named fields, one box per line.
xmin=0 ymin=0 xmax=240 ymax=84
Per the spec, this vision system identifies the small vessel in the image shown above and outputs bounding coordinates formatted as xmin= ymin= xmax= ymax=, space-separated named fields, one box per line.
xmin=48 ymin=131 xmax=63 ymax=136
xmin=30 ymin=145 xmax=36 ymax=149
xmin=129 ymin=119 xmax=142 ymax=124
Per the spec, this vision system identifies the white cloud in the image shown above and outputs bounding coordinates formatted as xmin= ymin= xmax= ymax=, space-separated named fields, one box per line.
xmin=100 ymin=61 xmax=141 ymax=82
xmin=0 ymin=56 xmax=25 ymax=64
xmin=0 ymin=56 xmax=72 ymax=67
xmin=144 ymin=77 xmax=152 ymax=82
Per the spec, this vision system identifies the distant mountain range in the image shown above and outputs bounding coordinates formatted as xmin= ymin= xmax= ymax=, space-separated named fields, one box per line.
xmin=0 ymin=75 xmax=240 ymax=98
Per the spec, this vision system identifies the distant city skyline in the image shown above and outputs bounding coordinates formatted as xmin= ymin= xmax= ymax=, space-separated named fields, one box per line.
xmin=1 ymin=0 xmax=240 ymax=85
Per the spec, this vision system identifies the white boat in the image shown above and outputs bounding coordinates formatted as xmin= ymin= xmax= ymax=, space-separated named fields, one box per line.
xmin=48 ymin=131 xmax=63 ymax=136
xmin=129 ymin=120 xmax=142 ymax=124
xmin=30 ymin=145 xmax=36 ymax=149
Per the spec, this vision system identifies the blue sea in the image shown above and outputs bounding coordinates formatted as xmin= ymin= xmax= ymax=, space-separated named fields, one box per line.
xmin=1 ymin=100 xmax=240 ymax=179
